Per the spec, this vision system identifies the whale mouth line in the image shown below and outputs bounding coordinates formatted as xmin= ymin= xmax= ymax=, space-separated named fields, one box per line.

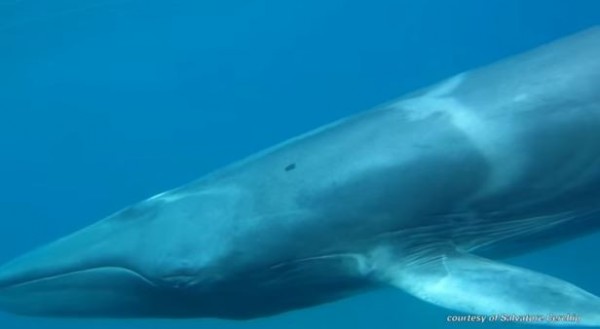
xmin=0 ymin=266 xmax=157 ymax=291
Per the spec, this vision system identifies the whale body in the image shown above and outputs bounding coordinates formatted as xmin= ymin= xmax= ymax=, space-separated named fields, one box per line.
xmin=0 ymin=27 xmax=599 ymax=326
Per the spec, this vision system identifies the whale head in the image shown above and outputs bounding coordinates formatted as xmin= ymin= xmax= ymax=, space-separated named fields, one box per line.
xmin=0 ymin=188 xmax=246 ymax=318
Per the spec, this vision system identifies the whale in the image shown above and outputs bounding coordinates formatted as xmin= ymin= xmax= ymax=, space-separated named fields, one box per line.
xmin=0 ymin=26 xmax=599 ymax=326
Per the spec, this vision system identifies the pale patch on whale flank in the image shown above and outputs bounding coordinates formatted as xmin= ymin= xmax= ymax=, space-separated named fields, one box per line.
xmin=440 ymin=98 xmax=524 ymax=197
xmin=390 ymin=74 xmax=467 ymax=121
xmin=428 ymin=73 xmax=466 ymax=97
xmin=392 ymin=73 xmax=523 ymax=196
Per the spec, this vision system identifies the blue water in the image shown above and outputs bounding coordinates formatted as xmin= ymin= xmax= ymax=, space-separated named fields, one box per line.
xmin=0 ymin=0 xmax=599 ymax=328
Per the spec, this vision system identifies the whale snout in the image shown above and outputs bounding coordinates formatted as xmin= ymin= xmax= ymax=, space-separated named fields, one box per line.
xmin=0 ymin=193 xmax=232 ymax=318
xmin=0 ymin=263 xmax=158 ymax=317
xmin=0 ymin=233 xmax=165 ymax=318
xmin=0 ymin=217 xmax=175 ymax=318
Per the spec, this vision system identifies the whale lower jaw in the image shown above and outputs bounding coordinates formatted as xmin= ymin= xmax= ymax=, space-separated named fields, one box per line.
xmin=0 ymin=267 xmax=158 ymax=318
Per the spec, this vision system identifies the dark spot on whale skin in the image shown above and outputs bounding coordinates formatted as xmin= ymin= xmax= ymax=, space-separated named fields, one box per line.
xmin=285 ymin=163 xmax=296 ymax=172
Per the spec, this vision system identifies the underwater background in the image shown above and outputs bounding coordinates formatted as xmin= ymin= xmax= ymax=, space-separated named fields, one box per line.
xmin=0 ymin=0 xmax=599 ymax=328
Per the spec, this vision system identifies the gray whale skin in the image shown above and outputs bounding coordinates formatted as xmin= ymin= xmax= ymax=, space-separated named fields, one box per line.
xmin=0 ymin=27 xmax=599 ymax=327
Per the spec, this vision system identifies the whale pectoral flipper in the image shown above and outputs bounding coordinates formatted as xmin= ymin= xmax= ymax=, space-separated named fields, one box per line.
xmin=379 ymin=250 xmax=600 ymax=326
